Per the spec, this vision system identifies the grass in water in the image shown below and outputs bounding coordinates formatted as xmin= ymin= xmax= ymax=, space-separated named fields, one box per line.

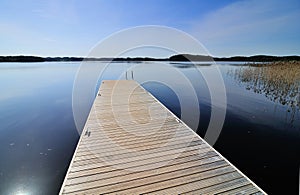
xmin=232 ymin=61 xmax=300 ymax=123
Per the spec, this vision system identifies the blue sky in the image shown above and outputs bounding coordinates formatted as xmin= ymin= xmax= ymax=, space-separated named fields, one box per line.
xmin=0 ymin=0 xmax=299 ymax=57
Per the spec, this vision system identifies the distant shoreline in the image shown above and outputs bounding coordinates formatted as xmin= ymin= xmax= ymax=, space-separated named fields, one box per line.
xmin=0 ymin=54 xmax=299 ymax=63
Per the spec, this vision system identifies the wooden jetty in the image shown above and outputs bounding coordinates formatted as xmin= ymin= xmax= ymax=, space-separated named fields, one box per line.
xmin=60 ymin=80 xmax=265 ymax=194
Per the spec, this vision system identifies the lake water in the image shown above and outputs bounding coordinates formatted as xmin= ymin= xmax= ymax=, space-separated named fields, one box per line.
xmin=0 ymin=61 xmax=299 ymax=194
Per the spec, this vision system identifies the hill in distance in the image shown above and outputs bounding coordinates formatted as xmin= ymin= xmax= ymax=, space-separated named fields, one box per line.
xmin=0 ymin=54 xmax=299 ymax=62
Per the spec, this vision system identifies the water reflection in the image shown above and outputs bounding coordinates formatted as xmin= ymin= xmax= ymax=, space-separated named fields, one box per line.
xmin=231 ymin=61 xmax=300 ymax=124
xmin=169 ymin=62 xmax=212 ymax=68
xmin=0 ymin=62 xmax=80 ymax=195
xmin=1 ymin=61 xmax=299 ymax=194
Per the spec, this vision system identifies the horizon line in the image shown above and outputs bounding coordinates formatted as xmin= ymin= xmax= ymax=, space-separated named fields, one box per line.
xmin=1 ymin=53 xmax=300 ymax=59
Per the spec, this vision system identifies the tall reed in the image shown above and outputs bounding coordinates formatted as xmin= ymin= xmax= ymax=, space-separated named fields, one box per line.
xmin=232 ymin=61 xmax=300 ymax=123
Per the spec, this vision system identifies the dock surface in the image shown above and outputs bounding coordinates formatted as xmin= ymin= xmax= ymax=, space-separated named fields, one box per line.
xmin=60 ymin=80 xmax=264 ymax=194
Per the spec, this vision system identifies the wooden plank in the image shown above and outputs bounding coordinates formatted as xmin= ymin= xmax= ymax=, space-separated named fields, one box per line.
xmin=216 ymin=183 xmax=263 ymax=194
xmin=60 ymin=80 xmax=265 ymax=194
xmin=69 ymin=145 xmax=211 ymax=174
xmin=63 ymin=157 xmax=225 ymax=193
xmin=182 ymin=177 xmax=250 ymax=194
xmin=71 ymin=140 xmax=204 ymax=168
xmin=67 ymin=149 xmax=216 ymax=181
xmin=78 ymin=165 xmax=235 ymax=194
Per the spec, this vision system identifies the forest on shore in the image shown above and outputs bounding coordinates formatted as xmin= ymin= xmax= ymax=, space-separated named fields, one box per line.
xmin=0 ymin=54 xmax=299 ymax=62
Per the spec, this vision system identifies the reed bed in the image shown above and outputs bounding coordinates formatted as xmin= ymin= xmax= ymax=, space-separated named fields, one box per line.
xmin=233 ymin=61 xmax=300 ymax=120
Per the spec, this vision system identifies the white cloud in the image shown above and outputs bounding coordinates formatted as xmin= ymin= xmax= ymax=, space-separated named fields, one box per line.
xmin=189 ymin=0 xmax=300 ymax=56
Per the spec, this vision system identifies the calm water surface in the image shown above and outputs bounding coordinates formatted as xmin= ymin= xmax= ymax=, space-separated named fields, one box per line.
xmin=0 ymin=62 xmax=299 ymax=194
